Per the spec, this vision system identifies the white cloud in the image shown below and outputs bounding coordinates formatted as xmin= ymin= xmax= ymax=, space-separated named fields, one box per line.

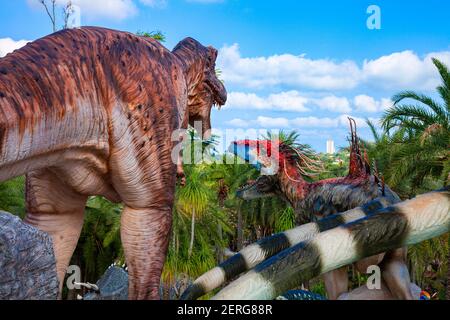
xmin=68 ymin=0 xmax=138 ymax=20
xmin=225 ymin=91 xmax=309 ymax=112
xmin=353 ymin=95 xmax=392 ymax=113
xmin=225 ymin=115 xmax=369 ymax=129
xmin=218 ymin=43 xmax=361 ymax=90
xmin=312 ymin=95 xmax=351 ymax=113
xmin=226 ymin=91 xmax=356 ymax=113
xmin=227 ymin=118 xmax=249 ymax=127
xmin=218 ymin=44 xmax=450 ymax=92
xmin=291 ymin=115 xmax=368 ymax=128
xmin=290 ymin=116 xmax=340 ymax=128
xmin=363 ymin=50 xmax=450 ymax=90
xmin=27 ymin=0 xmax=138 ymax=20
xmin=139 ymin=0 xmax=167 ymax=8
xmin=186 ymin=0 xmax=224 ymax=3
xmin=0 ymin=38 xmax=30 ymax=57
xmin=255 ymin=116 xmax=290 ymax=128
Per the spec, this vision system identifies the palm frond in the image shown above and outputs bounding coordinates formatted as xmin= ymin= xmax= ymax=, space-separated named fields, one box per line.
xmin=392 ymin=90 xmax=447 ymax=122
xmin=432 ymin=58 xmax=450 ymax=93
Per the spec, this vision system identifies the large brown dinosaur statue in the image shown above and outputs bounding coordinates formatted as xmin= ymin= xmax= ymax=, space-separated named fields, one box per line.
xmin=0 ymin=26 xmax=226 ymax=300
xmin=182 ymin=120 xmax=413 ymax=300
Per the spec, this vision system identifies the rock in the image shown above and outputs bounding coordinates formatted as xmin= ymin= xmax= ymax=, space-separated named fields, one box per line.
xmin=0 ymin=211 xmax=59 ymax=300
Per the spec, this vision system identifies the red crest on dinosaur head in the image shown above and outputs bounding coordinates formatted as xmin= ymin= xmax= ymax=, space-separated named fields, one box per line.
xmin=348 ymin=117 xmax=371 ymax=178
xmin=233 ymin=139 xmax=275 ymax=157
xmin=232 ymin=139 xmax=322 ymax=177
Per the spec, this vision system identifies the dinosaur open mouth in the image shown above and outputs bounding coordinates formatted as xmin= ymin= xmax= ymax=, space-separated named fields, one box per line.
xmin=236 ymin=179 xmax=258 ymax=198
xmin=205 ymin=77 xmax=227 ymax=106
xmin=237 ymin=179 xmax=257 ymax=193
xmin=236 ymin=174 xmax=278 ymax=199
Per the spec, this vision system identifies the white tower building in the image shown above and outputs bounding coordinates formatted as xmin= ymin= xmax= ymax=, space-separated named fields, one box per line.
xmin=326 ymin=140 xmax=335 ymax=154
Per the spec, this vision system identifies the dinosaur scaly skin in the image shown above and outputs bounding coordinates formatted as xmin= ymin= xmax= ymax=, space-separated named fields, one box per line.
xmin=0 ymin=27 xmax=226 ymax=300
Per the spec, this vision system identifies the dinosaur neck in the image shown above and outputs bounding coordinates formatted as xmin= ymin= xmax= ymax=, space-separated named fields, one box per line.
xmin=277 ymin=162 xmax=310 ymax=207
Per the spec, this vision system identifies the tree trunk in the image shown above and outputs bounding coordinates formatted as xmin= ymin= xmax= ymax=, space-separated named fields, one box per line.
xmin=188 ymin=210 xmax=196 ymax=257
xmin=216 ymin=223 xmax=224 ymax=263
xmin=447 ymin=251 xmax=450 ymax=300
xmin=216 ymin=192 xmax=225 ymax=263
xmin=447 ymin=178 xmax=450 ymax=300
xmin=237 ymin=204 xmax=244 ymax=251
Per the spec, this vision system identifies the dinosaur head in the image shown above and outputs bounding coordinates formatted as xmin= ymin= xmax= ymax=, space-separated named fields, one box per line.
xmin=229 ymin=140 xmax=279 ymax=173
xmin=173 ymin=38 xmax=227 ymax=138
xmin=229 ymin=139 xmax=322 ymax=201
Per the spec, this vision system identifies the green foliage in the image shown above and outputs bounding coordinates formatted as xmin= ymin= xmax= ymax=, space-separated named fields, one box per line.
xmin=408 ymin=234 xmax=448 ymax=292
xmin=74 ymin=196 xmax=124 ymax=282
xmin=163 ymin=204 xmax=230 ymax=280
xmin=317 ymin=151 xmax=349 ymax=180
xmin=136 ymin=30 xmax=166 ymax=42
xmin=380 ymin=58 xmax=450 ymax=189
xmin=309 ymin=280 xmax=327 ymax=298
xmin=274 ymin=207 xmax=296 ymax=233
xmin=0 ymin=176 xmax=25 ymax=218
xmin=177 ymin=167 xmax=209 ymax=217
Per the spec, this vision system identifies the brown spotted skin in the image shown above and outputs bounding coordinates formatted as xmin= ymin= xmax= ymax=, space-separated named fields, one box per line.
xmin=0 ymin=27 xmax=226 ymax=300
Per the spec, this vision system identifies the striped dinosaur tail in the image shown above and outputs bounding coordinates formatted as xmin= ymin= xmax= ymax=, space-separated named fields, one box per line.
xmin=212 ymin=187 xmax=450 ymax=300
xmin=180 ymin=197 xmax=395 ymax=300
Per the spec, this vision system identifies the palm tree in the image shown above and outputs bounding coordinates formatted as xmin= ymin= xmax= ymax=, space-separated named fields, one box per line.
xmin=381 ymin=58 xmax=449 ymax=299
xmin=381 ymin=58 xmax=449 ymax=188
xmin=177 ymin=166 xmax=209 ymax=257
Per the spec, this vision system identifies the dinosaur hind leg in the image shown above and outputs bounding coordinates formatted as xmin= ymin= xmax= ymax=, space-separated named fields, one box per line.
xmin=120 ymin=204 xmax=172 ymax=300
xmin=322 ymin=266 xmax=348 ymax=300
xmin=23 ymin=169 xmax=88 ymax=297
xmin=380 ymin=248 xmax=414 ymax=300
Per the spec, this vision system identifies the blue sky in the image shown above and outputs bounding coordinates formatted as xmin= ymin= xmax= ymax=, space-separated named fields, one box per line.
xmin=1 ymin=0 xmax=449 ymax=152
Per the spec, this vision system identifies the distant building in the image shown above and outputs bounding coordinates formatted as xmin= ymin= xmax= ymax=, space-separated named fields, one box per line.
xmin=326 ymin=140 xmax=335 ymax=154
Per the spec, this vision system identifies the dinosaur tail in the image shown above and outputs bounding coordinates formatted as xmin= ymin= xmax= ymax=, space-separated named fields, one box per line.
xmin=180 ymin=197 xmax=394 ymax=300
xmin=212 ymin=187 xmax=450 ymax=300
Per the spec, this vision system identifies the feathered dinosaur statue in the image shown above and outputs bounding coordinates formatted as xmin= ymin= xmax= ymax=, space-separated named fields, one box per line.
xmin=181 ymin=120 xmax=415 ymax=300
xmin=0 ymin=26 xmax=226 ymax=300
